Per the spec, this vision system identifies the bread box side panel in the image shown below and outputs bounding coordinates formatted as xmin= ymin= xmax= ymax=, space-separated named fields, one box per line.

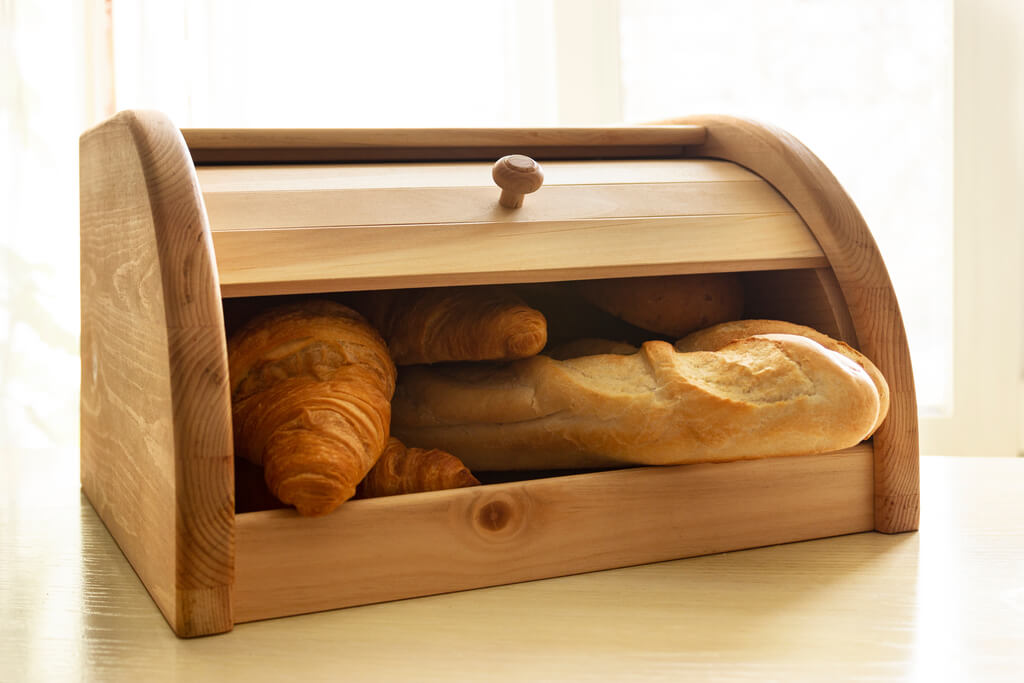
xmin=79 ymin=110 xmax=235 ymax=637
xmin=673 ymin=115 xmax=920 ymax=534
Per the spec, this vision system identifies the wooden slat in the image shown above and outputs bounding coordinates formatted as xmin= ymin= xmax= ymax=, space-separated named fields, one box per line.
xmin=79 ymin=110 xmax=235 ymax=637
xmin=195 ymin=158 xmax=759 ymax=192
xmin=183 ymin=125 xmax=707 ymax=163
xmin=233 ymin=445 xmax=874 ymax=624
xmin=212 ymin=213 xmax=828 ymax=297
xmin=204 ymin=182 xmax=793 ymax=232
xmin=197 ymin=159 xmax=785 ymax=232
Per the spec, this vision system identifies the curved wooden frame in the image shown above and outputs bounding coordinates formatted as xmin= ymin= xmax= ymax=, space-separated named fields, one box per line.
xmin=666 ymin=115 xmax=920 ymax=533
xmin=79 ymin=110 xmax=234 ymax=636
xmin=81 ymin=110 xmax=917 ymax=637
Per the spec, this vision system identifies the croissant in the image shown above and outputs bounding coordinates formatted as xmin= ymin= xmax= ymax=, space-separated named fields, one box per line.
xmin=356 ymin=437 xmax=480 ymax=498
xmin=228 ymin=299 xmax=397 ymax=516
xmin=348 ymin=286 xmax=547 ymax=365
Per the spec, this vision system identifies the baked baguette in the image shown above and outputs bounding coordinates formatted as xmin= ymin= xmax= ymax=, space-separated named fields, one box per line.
xmin=675 ymin=319 xmax=889 ymax=435
xmin=356 ymin=437 xmax=479 ymax=498
xmin=575 ymin=273 xmax=743 ymax=337
xmin=349 ymin=286 xmax=547 ymax=365
xmin=229 ymin=299 xmax=396 ymax=516
xmin=391 ymin=335 xmax=880 ymax=470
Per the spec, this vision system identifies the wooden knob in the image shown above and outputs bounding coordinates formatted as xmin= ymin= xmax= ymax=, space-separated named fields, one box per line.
xmin=492 ymin=155 xmax=544 ymax=208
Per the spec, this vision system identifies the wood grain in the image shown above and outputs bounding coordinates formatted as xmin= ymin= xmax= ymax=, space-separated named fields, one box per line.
xmin=196 ymin=158 xmax=782 ymax=230
xmin=195 ymin=158 xmax=759 ymax=192
xmin=233 ymin=445 xmax=873 ymax=623
xmin=668 ymin=115 xmax=920 ymax=534
xmin=202 ymin=181 xmax=792 ymax=231
xmin=198 ymin=156 xmax=807 ymax=298
xmin=79 ymin=110 xmax=234 ymax=636
xmin=183 ymin=125 xmax=707 ymax=163
xmin=212 ymin=213 xmax=828 ymax=297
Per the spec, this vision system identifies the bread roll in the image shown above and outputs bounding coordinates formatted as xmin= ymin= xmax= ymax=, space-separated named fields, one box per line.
xmin=675 ymin=319 xmax=889 ymax=435
xmin=575 ymin=273 xmax=743 ymax=337
xmin=348 ymin=286 xmax=547 ymax=365
xmin=391 ymin=335 xmax=880 ymax=470
xmin=229 ymin=299 xmax=396 ymax=516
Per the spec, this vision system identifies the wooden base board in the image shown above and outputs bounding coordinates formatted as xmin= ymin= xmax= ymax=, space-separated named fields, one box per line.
xmin=233 ymin=444 xmax=873 ymax=624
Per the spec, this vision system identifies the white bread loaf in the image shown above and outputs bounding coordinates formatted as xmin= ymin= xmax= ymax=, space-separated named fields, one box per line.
xmin=391 ymin=334 xmax=882 ymax=470
xmin=675 ymin=319 xmax=889 ymax=436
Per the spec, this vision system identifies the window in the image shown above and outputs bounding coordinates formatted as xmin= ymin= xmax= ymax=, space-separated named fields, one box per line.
xmin=5 ymin=0 xmax=1019 ymax=455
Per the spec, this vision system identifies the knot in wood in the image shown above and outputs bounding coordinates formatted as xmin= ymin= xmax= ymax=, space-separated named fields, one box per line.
xmin=476 ymin=499 xmax=513 ymax=532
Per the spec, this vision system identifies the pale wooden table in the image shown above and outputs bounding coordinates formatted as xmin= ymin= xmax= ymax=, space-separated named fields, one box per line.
xmin=3 ymin=450 xmax=1022 ymax=682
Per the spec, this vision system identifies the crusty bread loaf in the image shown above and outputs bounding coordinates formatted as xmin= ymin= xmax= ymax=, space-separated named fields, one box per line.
xmin=575 ymin=273 xmax=744 ymax=337
xmin=391 ymin=335 xmax=881 ymax=470
xmin=675 ymin=319 xmax=889 ymax=435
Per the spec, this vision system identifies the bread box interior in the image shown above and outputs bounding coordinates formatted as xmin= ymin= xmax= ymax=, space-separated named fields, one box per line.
xmin=79 ymin=110 xmax=919 ymax=637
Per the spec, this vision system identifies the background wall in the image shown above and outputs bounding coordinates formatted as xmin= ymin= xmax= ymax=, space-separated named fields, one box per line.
xmin=2 ymin=0 xmax=1021 ymax=457
xmin=948 ymin=0 xmax=1023 ymax=458
xmin=2 ymin=0 xmax=97 ymax=450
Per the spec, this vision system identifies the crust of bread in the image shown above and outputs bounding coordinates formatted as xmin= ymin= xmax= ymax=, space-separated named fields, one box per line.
xmin=675 ymin=319 xmax=889 ymax=435
xmin=391 ymin=335 xmax=880 ymax=470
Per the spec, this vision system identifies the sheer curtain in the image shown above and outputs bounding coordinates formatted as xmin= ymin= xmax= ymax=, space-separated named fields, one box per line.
xmin=1 ymin=0 xmax=110 ymax=451
xmin=4 ymin=0 xmax=1019 ymax=455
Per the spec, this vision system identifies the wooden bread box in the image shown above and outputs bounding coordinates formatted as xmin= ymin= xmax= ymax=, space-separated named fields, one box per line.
xmin=79 ymin=110 xmax=919 ymax=638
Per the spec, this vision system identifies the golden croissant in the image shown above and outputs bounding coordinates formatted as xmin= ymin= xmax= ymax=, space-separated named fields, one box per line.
xmin=356 ymin=437 xmax=479 ymax=498
xmin=228 ymin=299 xmax=397 ymax=516
xmin=348 ymin=286 xmax=547 ymax=365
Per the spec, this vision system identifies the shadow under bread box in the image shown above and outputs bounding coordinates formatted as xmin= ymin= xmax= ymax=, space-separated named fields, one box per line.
xmin=79 ymin=110 xmax=919 ymax=638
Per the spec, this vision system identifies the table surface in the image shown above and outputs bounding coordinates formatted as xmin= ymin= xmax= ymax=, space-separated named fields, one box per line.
xmin=2 ymin=451 xmax=1023 ymax=682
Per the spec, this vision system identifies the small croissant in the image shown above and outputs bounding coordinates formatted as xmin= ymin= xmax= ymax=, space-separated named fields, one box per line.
xmin=228 ymin=299 xmax=397 ymax=516
xmin=356 ymin=437 xmax=480 ymax=498
xmin=348 ymin=286 xmax=547 ymax=365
